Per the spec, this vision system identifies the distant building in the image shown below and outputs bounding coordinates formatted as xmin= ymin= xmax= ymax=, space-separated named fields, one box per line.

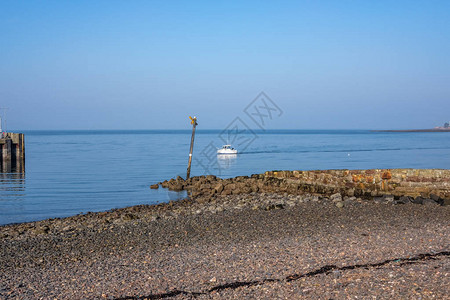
xmin=433 ymin=122 xmax=450 ymax=129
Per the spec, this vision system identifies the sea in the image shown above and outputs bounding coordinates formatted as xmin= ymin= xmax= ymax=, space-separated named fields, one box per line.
xmin=1 ymin=129 xmax=450 ymax=225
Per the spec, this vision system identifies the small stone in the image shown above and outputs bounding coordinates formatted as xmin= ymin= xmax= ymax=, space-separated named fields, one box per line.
xmin=150 ymin=184 xmax=159 ymax=189
xmin=286 ymin=201 xmax=296 ymax=207
xmin=373 ymin=197 xmax=384 ymax=203
xmin=346 ymin=188 xmax=355 ymax=197
xmin=123 ymin=213 xmax=138 ymax=221
xmin=383 ymin=195 xmax=394 ymax=202
xmin=34 ymin=226 xmax=50 ymax=235
xmin=412 ymin=196 xmax=425 ymax=204
xmin=330 ymin=193 xmax=342 ymax=202
xmin=264 ymin=203 xmax=284 ymax=211
xmin=335 ymin=201 xmax=344 ymax=208
xmin=394 ymin=196 xmax=412 ymax=205
xmin=332 ymin=270 xmax=342 ymax=278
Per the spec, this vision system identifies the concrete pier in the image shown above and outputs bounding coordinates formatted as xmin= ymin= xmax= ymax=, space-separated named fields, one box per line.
xmin=0 ymin=133 xmax=25 ymax=173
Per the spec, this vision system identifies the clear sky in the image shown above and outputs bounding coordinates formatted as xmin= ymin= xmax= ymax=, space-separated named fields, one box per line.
xmin=1 ymin=1 xmax=450 ymax=130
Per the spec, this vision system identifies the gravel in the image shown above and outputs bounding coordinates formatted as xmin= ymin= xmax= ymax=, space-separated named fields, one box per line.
xmin=1 ymin=194 xmax=449 ymax=299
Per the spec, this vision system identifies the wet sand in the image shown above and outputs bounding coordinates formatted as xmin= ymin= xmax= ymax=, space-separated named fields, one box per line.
xmin=1 ymin=193 xmax=449 ymax=299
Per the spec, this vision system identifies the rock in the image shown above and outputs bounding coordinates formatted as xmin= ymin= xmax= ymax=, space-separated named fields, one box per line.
xmin=286 ymin=201 xmax=296 ymax=207
xmin=251 ymin=185 xmax=259 ymax=193
xmin=382 ymin=195 xmax=395 ymax=202
xmin=264 ymin=203 xmax=284 ymax=211
xmin=238 ymin=186 xmax=252 ymax=194
xmin=160 ymin=180 xmax=169 ymax=188
xmin=150 ymin=184 xmax=159 ymax=189
xmin=412 ymin=196 xmax=425 ymax=205
xmin=429 ymin=193 xmax=444 ymax=205
xmin=226 ymin=183 xmax=236 ymax=189
xmin=34 ymin=226 xmax=50 ymax=235
xmin=373 ymin=197 xmax=384 ymax=203
xmin=190 ymin=190 xmax=202 ymax=198
xmin=332 ymin=270 xmax=342 ymax=278
xmin=330 ymin=193 xmax=342 ymax=202
xmin=346 ymin=189 xmax=355 ymax=197
xmin=123 ymin=213 xmax=139 ymax=221
xmin=422 ymin=198 xmax=438 ymax=206
xmin=335 ymin=201 xmax=344 ymax=208
xmin=394 ymin=196 xmax=412 ymax=205
xmin=199 ymin=184 xmax=211 ymax=190
xmin=214 ymin=183 xmax=224 ymax=193
xmin=443 ymin=198 xmax=450 ymax=206
xmin=429 ymin=193 xmax=440 ymax=201
xmin=169 ymin=183 xmax=184 ymax=191
xmin=221 ymin=189 xmax=232 ymax=196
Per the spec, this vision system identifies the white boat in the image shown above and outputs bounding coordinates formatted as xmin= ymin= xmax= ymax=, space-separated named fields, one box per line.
xmin=217 ymin=144 xmax=238 ymax=155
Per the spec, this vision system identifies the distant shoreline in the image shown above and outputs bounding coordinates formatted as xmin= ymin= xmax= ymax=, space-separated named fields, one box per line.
xmin=372 ymin=128 xmax=450 ymax=132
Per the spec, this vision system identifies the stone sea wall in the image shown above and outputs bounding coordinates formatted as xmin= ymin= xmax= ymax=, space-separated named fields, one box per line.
xmin=265 ymin=169 xmax=450 ymax=199
xmin=156 ymin=169 xmax=450 ymax=205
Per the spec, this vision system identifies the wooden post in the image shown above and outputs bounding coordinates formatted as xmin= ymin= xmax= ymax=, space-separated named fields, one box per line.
xmin=15 ymin=138 xmax=21 ymax=171
xmin=20 ymin=134 xmax=25 ymax=172
xmin=2 ymin=138 xmax=11 ymax=173
xmin=186 ymin=116 xmax=198 ymax=179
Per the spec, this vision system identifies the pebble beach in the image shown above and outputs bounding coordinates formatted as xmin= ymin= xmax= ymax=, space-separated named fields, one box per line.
xmin=1 ymin=186 xmax=449 ymax=299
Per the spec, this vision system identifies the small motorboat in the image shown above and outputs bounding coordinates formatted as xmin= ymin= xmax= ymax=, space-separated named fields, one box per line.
xmin=217 ymin=144 xmax=238 ymax=155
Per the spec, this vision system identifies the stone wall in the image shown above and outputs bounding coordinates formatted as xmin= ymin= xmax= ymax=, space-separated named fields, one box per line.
xmin=157 ymin=169 xmax=450 ymax=202
xmin=264 ymin=169 xmax=450 ymax=199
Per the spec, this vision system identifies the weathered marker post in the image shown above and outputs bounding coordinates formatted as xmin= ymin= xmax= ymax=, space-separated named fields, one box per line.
xmin=186 ymin=116 xmax=198 ymax=179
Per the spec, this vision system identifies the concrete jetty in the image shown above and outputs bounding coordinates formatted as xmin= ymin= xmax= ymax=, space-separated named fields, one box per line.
xmin=0 ymin=133 xmax=25 ymax=173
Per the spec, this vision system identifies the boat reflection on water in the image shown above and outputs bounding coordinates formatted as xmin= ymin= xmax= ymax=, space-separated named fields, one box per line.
xmin=217 ymin=153 xmax=237 ymax=170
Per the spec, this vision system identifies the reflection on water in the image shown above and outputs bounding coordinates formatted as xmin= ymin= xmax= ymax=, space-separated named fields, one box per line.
xmin=167 ymin=190 xmax=188 ymax=201
xmin=217 ymin=154 xmax=237 ymax=170
xmin=0 ymin=173 xmax=25 ymax=196
xmin=0 ymin=173 xmax=26 ymax=225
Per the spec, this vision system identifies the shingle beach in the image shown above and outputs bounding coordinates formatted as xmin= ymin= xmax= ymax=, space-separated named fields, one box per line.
xmin=1 ymin=170 xmax=449 ymax=299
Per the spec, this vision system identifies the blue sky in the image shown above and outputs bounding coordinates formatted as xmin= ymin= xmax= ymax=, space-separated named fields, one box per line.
xmin=1 ymin=1 xmax=450 ymax=130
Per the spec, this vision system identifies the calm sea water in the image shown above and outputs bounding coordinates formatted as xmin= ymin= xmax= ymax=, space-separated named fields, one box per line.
xmin=1 ymin=130 xmax=450 ymax=225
